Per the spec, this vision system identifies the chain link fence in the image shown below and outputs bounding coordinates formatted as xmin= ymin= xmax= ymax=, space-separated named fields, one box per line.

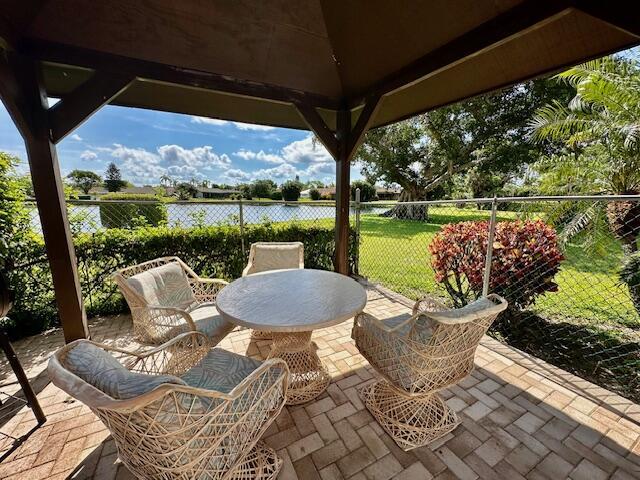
xmin=355 ymin=195 xmax=640 ymax=402
xmin=20 ymin=194 xmax=640 ymax=400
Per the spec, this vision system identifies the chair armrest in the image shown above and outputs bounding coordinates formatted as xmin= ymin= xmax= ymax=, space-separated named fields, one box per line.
xmin=241 ymin=263 xmax=253 ymax=277
xmin=145 ymin=304 xmax=197 ymax=331
xmin=412 ymin=296 xmax=449 ymax=315
xmin=354 ymin=311 xmax=423 ymax=334
xmin=189 ymin=278 xmax=228 ymax=303
xmin=126 ymin=331 xmax=209 ymax=375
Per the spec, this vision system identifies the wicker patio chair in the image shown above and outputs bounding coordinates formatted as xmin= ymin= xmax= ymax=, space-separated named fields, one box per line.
xmin=352 ymin=294 xmax=508 ymax=451
xmin=242 ymin=242 xmax=304 ymax=340
xmin=112 ymin=257 xmax=234 ymax=345
xmin=48 ymin=331 xmax=289 ymax=480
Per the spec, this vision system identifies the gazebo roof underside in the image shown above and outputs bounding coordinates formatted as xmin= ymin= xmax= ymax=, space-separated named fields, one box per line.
xmin=2 ymin=0 xmax=639 ymax=131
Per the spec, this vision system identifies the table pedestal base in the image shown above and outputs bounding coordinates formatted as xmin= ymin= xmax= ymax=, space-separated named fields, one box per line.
xmin=268 ymin=331 xmax=330 ymax=405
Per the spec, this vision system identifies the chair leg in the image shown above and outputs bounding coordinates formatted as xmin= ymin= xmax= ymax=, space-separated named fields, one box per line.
xmin=359 ymin=380 xmax=459 ymax=451
xmin=228 ymin=441 xmax=282 ymax=480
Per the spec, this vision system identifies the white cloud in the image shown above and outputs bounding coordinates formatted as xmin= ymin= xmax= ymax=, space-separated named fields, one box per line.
xmin=94 ymin=134 xmax=337 ymax=186
xmin=191 ymin=116 xmax=229 ymax=126
xmin=224 ymin=169 xmax=251 ymax=181
xmin=234 ymin=149 xmax=284 ymax=164
xmin=232 ymin=122 xmax=275 ymax=131
xmin=70 ymin=134 xmax=83 ymax=141
xmin=190 ymin=116 xmax=275 ymax=131
xmin=80 ymin=150 xmax=98 ymax=161
xmin=281 ymin=136 xmax=332 ymax=165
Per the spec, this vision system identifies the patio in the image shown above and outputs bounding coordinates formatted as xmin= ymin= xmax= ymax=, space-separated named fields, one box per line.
xmin=1 ymin=282 xmax=638 ymax=480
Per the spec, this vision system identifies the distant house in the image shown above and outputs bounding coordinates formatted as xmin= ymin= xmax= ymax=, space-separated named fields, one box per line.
xmin=194 ymin=187 xmax=241 ymax=199
xmin=305 ymin=186 xmax=401 ymax=201
xmin=376 ymin=187 xmax=401 ymax=201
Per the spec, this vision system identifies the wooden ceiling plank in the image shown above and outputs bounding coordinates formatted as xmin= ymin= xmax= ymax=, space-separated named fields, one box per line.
xmin=574 ymin=0 xmax=640 ymax=38
xmin=294 ymin=102 xmax=339 ymax=158
xmin=348 ymin=0 xmax=572 ymax=106
xmin=20 ymin=39 xmax=341 ymax=111
xmin=48 ymin=71 xmax=134 ymax=143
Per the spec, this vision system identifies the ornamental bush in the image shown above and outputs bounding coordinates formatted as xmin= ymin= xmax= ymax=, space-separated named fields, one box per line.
xmin=281 ymin=181 xmax=302 ymax=201
xmin=99 ymin=193 xmax=167 ymax=229
xmin=429 ymin=219 xmax=564 ymax=309
xmin=309 ymin=188 xmax=321 ymax=200
xmin=4 ymin=222 xmax=357 ymax=339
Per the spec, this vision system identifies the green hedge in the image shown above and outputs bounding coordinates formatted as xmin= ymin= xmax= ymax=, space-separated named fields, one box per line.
xmin=4 ymin=223 xmax=356 ymax=339
xmin=99 ymin=193 xmax=167 ymax=229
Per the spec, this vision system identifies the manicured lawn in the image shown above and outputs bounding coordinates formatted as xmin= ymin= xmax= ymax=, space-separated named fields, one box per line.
xmin=358 ymin=206 xmax=639 ymax=329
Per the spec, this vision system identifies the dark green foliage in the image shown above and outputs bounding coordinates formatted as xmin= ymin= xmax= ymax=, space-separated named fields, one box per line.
xmin=350 ymin=181 xmax=377 ymax=202
xmin=281 ymin=181 xmax=302 ymax=201
xmin=99 ymin=193 xmax=167 ymax=229
xmin=67 ymin=170 xmax=102 ymax=194
xmin=309 ymin=188 xmax=321 ymax=201
xmin=0 ymin=153 xmax=31 ymax=270
xmin=270 ymin=191 xmax=283 ymax=200
xmin=175 ymin=182 xmax=198 ymax=200
xmin=104 ymin=162 xmax=127 ymax=192
xmin=4 ymin=223 xmax=356 ymax=339
xmin=621 ymin=253 xmax=640 ymax=314
xmin=251 ymin=179 xmax=277 ymax=199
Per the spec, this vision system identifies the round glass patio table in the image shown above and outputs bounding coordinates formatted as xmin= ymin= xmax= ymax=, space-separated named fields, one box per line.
xmin=216 ymin=269 xmax=367 ymax=404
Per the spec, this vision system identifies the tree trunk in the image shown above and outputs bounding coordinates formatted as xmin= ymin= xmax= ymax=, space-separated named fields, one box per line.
xmin=381 ymin=188 xmax=428 ymax=220
xmin=605 ymin=195 xmax=640 ymax=255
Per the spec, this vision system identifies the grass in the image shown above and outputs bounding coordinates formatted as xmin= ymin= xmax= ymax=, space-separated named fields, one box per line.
xmin=357 ymin=205 xmax=639 ymax=329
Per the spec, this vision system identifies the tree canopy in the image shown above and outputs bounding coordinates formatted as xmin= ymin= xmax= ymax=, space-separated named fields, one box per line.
xmin=356 ymin=78 xmax=572 ymax=202
xmin=104 ymin=162 xmax=127 ymax=192
xmin=67 ymin=169 xmax=102 ymax=194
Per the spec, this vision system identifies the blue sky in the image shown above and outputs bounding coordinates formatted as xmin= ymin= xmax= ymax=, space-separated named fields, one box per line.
xmin=0 ymin=102 xmax=362 ymax=186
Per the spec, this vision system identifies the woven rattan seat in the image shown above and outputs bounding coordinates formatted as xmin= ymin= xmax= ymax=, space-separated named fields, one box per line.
xmin=112 ymin=257 xmax=234 ymax=345
xmin=352 ymin=294 xmax=508 ymax=450
xmin=48 ymin=332 xmax=289 ymax=479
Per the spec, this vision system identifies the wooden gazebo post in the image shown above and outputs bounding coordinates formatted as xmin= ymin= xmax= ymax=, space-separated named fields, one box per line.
xmin=0 ymin=51 xmax=132 ymax=342
xmin=296 ymin=97 xmax=381 ymax=274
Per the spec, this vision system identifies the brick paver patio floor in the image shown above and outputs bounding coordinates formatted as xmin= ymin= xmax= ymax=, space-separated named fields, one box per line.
xmin=0 ymin=283 xmax=639 ymax=479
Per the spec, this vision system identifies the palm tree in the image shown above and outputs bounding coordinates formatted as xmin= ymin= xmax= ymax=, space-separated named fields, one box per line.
xmin=160 ymin=174 xmax=172 ymax=187
xmin=529 ymin=56 xmax=640 ymax=252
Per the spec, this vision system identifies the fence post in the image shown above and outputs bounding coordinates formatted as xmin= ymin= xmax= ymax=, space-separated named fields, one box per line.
xmin=354 ymin=188 xmax=361 ymax=275
xmin=238 ymin=196 xmax=246 ymax=258
xmin=482 ymin=196 xmax=498 ymax=297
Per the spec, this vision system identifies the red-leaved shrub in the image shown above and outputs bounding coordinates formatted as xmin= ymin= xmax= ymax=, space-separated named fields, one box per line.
xmin=429 ymin=219 xmax=564 ymax=309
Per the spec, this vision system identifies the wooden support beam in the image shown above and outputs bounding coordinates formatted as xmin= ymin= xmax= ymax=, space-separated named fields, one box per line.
xmin=48 ymin=71 xmax=134 ymax=143
xmin=334 ymin=109 xmax=351 ymax=275
xmin=348 ymin=0 xmax=571 ymax=106
xmin=0 ymin=52 xmax=88 ymax=342
xmin=346 ymin=95 xmax=382 ymax=162
xmin=21 ymin=39 xmax=341 ymax=111
xmin=294 ymin=103 xmax=338 ymax=158
xmin=574 ymin=0 xmax=640 ymax=38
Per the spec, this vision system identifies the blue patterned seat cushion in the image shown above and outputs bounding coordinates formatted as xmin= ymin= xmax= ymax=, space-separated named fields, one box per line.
xmin=189 ymin=306 xmax=235 ymax=339
xmin=180 ymin=348 xmax=263 ymax=394
xmin=65 ymin=342 xmax=186 ymax=400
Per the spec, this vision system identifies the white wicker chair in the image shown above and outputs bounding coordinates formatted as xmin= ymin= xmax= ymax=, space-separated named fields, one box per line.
xmin=242 ymin=242 xmax=304 ymax=340
xmin=352 ymin=294 xmax=508 ymax=451
xmin=48 ymin=332 xmax=289 ymax=480
xmin=112 ymin=257 xmax=234 ymax=346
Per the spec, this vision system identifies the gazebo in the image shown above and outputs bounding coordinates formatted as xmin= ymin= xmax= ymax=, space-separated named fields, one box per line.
xmin=0 ymin=0 xmax=638 ymax=343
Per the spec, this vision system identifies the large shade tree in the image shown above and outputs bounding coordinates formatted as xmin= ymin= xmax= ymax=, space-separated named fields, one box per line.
xmin=66 ymin=169 xmax=102 ymax=194
xmin=355 ymin=78 xmax=571 ymax=218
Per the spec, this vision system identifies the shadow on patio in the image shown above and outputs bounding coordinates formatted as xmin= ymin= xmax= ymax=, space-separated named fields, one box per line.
xmin=0 ymin=283 xmax=639 ymax=480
